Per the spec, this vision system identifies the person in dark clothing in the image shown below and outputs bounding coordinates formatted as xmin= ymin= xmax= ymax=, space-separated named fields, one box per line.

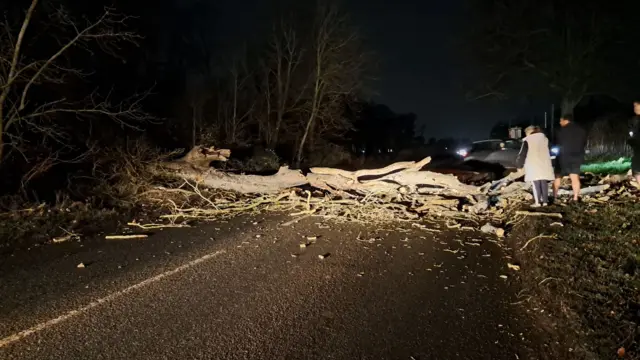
xmin=552 ymin=114 xmax=587 ymax=201
xmin=628 ymin=100 xmax=640 ymax=184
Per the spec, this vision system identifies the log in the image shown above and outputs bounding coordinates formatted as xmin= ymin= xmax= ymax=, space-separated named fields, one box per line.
xmin=306 ymin=165 xmax=479 ymax=197
xmin=309 ymin=157 xmax=432 ymax=181
xmin=169 ymin=165 xmax=309 ymax=194
xmin=161 ymin=149 xmax=478 ymax=197
xmin=482 ymin=169 xmax=524 ymax=194
xmin=371 ymin=170 xmax=479 ymax=195
xmin=173 ymin=146 xmax=231 ymax=168
xmin=557 ymin=184 xmax=610 ymax=196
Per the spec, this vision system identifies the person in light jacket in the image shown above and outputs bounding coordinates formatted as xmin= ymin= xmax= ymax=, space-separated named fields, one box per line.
xmin=516 ymin=126 xmax=555 ymax=207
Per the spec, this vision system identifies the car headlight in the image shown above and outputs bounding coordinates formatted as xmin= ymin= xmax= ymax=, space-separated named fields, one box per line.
xmin=456 ymin=148 xmax=468 ymax=157
xmin=551 ymin=146 xmax=559 ymax=155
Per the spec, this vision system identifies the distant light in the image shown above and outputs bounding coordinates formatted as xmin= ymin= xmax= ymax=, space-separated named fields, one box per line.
xmin=456 ymin=148 xmax=468 ymax=157
xmin=630 ymin=131 xmax=634 ymax=137
xmin=551 ymin=146 xmax=559 ymax=155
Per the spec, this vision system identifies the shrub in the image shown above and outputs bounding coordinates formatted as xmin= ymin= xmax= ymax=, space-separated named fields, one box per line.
xmin=226 ymin=148 xmax=281 ymax=173
xmin=71 ymin=139 xmax=178 ymax=207
xmin=306 ymin=142 xmax=353 ymax=168
xmin=586 ymin=114 xmax=631 ymax=162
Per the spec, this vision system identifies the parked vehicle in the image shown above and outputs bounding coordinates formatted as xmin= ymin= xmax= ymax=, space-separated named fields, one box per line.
xmin=456 ymin=139 xmax=522 ymax=168
xmin=457 ymin=138 xmax=559 ymax=169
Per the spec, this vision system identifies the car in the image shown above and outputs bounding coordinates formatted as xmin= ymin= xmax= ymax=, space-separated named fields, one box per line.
xmin=456 ymin=139 xmax=523 ymax=169
xmin=457 ymin=138 xmax=559 ymax=169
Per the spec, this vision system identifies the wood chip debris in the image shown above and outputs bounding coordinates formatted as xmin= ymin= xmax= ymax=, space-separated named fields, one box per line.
xmin=507 ymin=263 xmax=521 ymax=271
xmin=52 ymin=228 xmax=78 ymax=243
xmin=52 ymin=235 xmax=73 ymax=243
xmin=481 ymin=223 xmax=505 ymax=237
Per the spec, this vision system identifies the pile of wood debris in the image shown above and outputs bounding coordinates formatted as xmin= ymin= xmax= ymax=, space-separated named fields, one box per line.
xmin=150 ymin=146 xmax=636 ymax=226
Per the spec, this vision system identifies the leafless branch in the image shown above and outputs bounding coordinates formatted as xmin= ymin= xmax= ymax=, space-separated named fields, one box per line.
xmin=0 ymin=1 xmax=149 ymax=163
xmin=294 ymin=1 xmax=367 ymax=166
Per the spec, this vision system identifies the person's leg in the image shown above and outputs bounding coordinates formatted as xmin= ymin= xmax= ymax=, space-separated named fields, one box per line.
xmin=569 ymin=173 xmax=581 ymax=201
xmin=552 ymin=176 xmax=562 ymax=199
xmin=531 ymin=181 xmax=541 ymax=205
xmin=540 ymin=180 xmax=549 ymax=204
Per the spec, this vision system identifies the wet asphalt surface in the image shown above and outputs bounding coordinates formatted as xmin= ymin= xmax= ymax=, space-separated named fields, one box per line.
xmin=0 ymin=214 xmax=547 ymax=359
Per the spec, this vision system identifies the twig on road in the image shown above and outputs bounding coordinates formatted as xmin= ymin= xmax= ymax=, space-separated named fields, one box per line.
xmin=105 ymin=234 xmax=149 ymax=240
xmin=515 ymin=211 xmax=563 ymax=219
xmin=520 ymin=234 xmax=556 ymax=251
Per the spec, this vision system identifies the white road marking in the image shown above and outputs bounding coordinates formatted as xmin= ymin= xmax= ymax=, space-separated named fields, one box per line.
xmin=0 ymin=249 xmax=226 ymax=349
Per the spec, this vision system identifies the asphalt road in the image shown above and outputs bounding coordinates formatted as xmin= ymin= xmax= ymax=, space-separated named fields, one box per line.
xmin=0 ymin=215 xmax=547 ymax=360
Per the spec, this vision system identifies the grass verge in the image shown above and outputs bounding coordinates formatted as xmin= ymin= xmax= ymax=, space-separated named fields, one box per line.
xmin=508 ymin=200 xmax=640 ymax=359
xmin=0 ymin=195 xmax=164 ymax=254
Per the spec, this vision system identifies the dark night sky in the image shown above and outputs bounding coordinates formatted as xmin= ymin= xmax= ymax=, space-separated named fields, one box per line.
xmin=203 ymin=0 xmax=549 ymax=140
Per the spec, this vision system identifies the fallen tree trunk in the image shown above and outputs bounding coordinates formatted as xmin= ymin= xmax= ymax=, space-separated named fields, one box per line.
xmin=308 ymin=157 xmax=479 ymax=197
xmin=172 ymin=145 xmax=231 ymax=168
xmin=309 ymin=156 xmax=432 ymax=181
xmin=151 ymin=146 xmax=633 ymax=223
xmin=160 ymin=146 xmax=308 ymax=194
xmin=162 ymin=151 xmax=481 ymax=197
xmin=168 ymin=165 xmax=309 ymax=194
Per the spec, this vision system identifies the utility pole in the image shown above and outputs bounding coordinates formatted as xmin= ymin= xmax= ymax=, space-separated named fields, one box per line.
xmin=544 ymin=112 xmax=548 ymax=129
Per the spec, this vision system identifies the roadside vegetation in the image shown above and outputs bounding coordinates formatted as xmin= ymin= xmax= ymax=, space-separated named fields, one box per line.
xmin=508 ymin=197 xmax=640 ymax=359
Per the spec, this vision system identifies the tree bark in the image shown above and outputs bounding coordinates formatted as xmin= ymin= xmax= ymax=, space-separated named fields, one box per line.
xmin=560 ymin=95 xmax=582 ymax=116
xmin=0 ymin=109 xmax=4 ymax=164
xmin=296 ymin=110 xmax=317 ymax=168
xmin=191 ymin=104 xmax=197 ymax=148
xmin=165 ymin=165 xmax=309 ymax=194
xmin=168 ymin=146 xmax=231 ymax=168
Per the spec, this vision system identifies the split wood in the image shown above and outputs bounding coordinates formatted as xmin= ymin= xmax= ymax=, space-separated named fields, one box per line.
xmin=520 ymin=234 xmax=556 ymax=251
xmin=515 ymin=211 xmax=563 ymax=219
xmin=127 ymin=222 xmax=190 ymax=230
xmin=105 ymin=234 xmax=149 ymax=240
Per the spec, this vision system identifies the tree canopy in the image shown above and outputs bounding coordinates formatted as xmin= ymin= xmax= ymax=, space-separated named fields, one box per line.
xmin=465 ymin=0 xmax=640 ymax=115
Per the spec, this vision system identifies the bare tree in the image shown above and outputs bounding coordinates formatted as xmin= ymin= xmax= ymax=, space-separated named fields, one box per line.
xmin=185 ymin=70 xmax=212 ymax=148
xmin=177 ymin=2 xmax=217 ymax=148
xmin=294 ymin=2 xmax=366 ymax=167
xmin=0 ymin=0 xmax=151 ymax=164
xmin=466 ymin=0 xmax=628 ymax=115
xmin=258 ymin=20 xmax=307 ymax=148
xmin=217 ymin=52 xmax=256 ymax=145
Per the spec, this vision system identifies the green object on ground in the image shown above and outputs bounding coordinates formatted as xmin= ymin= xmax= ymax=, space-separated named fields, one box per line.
xmin=580 ymin=157 xmax=631 ymax=174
